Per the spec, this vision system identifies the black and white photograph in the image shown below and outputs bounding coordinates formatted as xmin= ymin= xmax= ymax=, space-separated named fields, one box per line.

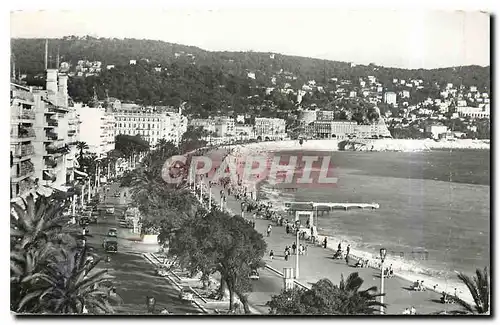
xmin=8 ymin=3 xmax=491 ymax=317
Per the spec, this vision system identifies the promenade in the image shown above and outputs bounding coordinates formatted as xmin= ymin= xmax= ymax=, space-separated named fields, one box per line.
xmin=203 ymin=177 xmax=461 ymax=315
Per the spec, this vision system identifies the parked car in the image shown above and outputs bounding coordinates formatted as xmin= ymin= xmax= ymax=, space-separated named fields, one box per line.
xmin=113 ymin=192 xmax=121 ymax=198
xmin=249 ymin=269 xmax=260 ymax=280
xmin=79 ymin=216 xmax=90 ymax=226
xmin=108 ymin=228 xmax=118 ymax=237
xmin=156 ymin=267 xmax=168 ymax=277
xmin=104 ymin=239 xmax=118 ymax=253
xmin=179 ymin=286 xmax=194 ymax=302
xmin=106 ymin=207 xmax=115 ymax=214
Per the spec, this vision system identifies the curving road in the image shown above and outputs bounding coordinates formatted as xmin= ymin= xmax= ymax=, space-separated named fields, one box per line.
xmin=84 ymin=182 xmax=202 ymax=315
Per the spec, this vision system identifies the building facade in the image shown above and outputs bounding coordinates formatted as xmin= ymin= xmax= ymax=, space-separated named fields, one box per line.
xmin=76 ymin=104 xmax=115 ymax=158
xmin=113 ymin=108 xmax=187 ymax=147
xmin=254 ymin=117 xmax=286 ymax=140
xmin=456 ymin=106 xmax=490 ymax=119
xmin=384 ymin=92 xmax=397 ymax=105
xmin=306 ymin=120 xmax=392 ymax=139
xmin=10 ymin=84 xmax=37 ymax=202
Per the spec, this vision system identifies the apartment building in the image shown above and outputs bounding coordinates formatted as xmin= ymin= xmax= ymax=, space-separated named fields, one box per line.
xmin=213 ymin=117 xmax=235 ymax=138
xmin=10 ymin=69 xmax=80 ymax=201
xmin=31 ymin=70 xmax=79 ymax=190
xmin=10 ymin=84 xmax=37 ymax=203
xmin=384 ymin=92 xmax=397 ymax=105
xmin=457 ymin=106 xmax=490 ymax=119
xmin=306 ymin=120 xmax=392 ymax=139
xmin=76 ymin=104 xmax=115 ymax=158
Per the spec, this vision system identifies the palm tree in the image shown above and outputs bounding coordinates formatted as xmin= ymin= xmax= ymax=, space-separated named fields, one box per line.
xmin=35 ymin=247 xmax=115 ymax=314
xmin=76 ymin=141 xmax=89 ymax=160
xmin=455 ymin=267 xmax=489 ymax=314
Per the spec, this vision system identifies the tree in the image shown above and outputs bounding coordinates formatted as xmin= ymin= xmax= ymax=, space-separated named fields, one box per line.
xmin=267 ymin=273 xmax=385 ymax=315
xmin=76 ymin=141 xmax=89 ymax=161
xmin=168 ymin=211 xmax=266 ymax=313
xmin=455 ymin=267 xmax=489 ymax=315
xmin=179 ymin=126 xmax=208 ymax=154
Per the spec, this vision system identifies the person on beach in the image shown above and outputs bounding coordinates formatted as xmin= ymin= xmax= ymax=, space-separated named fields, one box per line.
xmin=402 ymin=307 xmax=411 ymax=315
xmin=410 ymin=306 xmax=416 ymax=315
xmin=323 ymin=237 xmax=328 ymax=249
xmin=292 ymin=242 xmax=297 ymax=254
xmin=269 ymin=250 xmax=274 ymax=260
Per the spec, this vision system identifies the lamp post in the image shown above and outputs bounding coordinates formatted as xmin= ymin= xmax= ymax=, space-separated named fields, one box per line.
xmin=208 ymin=185 xmax=212 ymax=210
xmin=379 ymin=248 xmax=387 ymax=315
xmin=146 ymin=296 xmax=156 ymax=314
xmin=295 ymin=219 xmax=300 ymax=279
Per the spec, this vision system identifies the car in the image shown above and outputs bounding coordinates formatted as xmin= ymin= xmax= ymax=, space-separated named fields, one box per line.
xmin=179 ymin=286 xmax=194 ymax=302
xmin=113 ymin=193 xmax=121 ymax=198
xmin=106 ymin=207 xmax=115 ymax=214
xmin=108 ymin=228 xmax=118 ymax=237
xmin=79 ymin=216 xmax=90 ymax=226
xmin=104 ymin=239 xmax=118 ymax=253
xmin=249 ymin=269 xmax=260 ymax=280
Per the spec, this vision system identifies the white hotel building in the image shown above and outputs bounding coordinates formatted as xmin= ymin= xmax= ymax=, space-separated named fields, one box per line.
xmin=254 ymin=117 xmax=287 ymax=140
xmin=113 ymin=107 xmax=188 ymax=147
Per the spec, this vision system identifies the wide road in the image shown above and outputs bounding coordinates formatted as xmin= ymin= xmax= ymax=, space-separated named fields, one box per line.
xmin=84 ymin=182 xmax=202 ymax=315
xmin=248 ymin=268 xmax=284 ymax=314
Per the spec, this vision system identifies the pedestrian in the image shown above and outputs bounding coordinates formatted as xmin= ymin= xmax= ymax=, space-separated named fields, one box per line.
xmin=284 ymin=249 xmax=289 ymax=261
xmin=252 ymin=221 xmax=256 ymax=229
xmin=269 ymin=250 xmax=274 ymax=260
xmin=267 ymin=225 xmax=272 ymax=237
xmin=323 ymin=237 xmax=328 ymax=249
xmin=304 ymin=245 xmax=308 ymax=255
xmin=402 ymin=307 xmax=411 ymax=315
xmin=299 ymin=244 xmax=304 ymax=255
xmin=346 ymin=244 xmax=351 ymax=257
xmin=345 ymin=254 xmax=349 ymax=265
xmin=338 ymin=242 xmax=342 ymax=251
xmin=410 ymin=306 xmax=416 ymax=315
xmin=292 ymin=242 xmax=297 ymax=254
xmin=306 ymin=219 xmax=310 ymax=228
xmin=286 ymin=224 xmax=290 ymax=234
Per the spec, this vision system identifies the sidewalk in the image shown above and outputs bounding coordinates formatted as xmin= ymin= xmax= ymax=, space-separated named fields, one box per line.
xmin=204 ymin=176 xmax=461 ymax=315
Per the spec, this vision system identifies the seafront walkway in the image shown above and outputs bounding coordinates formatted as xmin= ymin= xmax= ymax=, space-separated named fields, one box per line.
xmin=202 ymin=178 xmax=461 ymax=315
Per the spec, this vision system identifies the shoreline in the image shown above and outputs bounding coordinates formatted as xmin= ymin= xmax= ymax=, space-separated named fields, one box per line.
xmin=222 ymin=138 xmax=489 ymax=153
xmin=214 ymin=145 xmax=477 ymax=306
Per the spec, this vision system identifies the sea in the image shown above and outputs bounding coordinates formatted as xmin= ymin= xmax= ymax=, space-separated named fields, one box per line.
xmin=258 ymin=149 xmax=490 ymax=292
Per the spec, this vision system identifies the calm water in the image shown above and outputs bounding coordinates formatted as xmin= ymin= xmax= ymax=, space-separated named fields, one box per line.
xmin=260 ymin=149 xmax=490 ymax=280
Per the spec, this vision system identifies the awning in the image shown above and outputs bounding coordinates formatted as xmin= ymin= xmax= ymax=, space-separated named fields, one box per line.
xmin=49 ymin=184 xmax=71 ymax=193
xmin=74 ymin=169 xmax=88 ymax=177
xmin=36 ymin=185 xmax=54 ymax=197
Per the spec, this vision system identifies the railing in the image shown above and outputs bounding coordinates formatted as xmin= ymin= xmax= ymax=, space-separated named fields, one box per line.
xmin=11 ymin=106 xmax=36 ymax=120
xmin=46 ymin=119 xmax=59 ymax=127
xmin=13 ymin=90 xmax=35 ymax=102
xmin=11 ymin=161 xmax=34 ymax=179
xmin=13 ymin=144 xmax=34 ymax=157
xmin=11 ymin=127 xmax=36 ymax=139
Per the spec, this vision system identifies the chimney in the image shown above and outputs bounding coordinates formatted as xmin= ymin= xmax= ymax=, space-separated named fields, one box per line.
xmin=58 ymin=73 xmax=68 ymax=107
xmin=46 ymin=69 xmax=58 ymax=96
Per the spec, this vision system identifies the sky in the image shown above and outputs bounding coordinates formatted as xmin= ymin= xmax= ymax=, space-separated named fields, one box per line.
xmin=10 ymin=8 xmax=491 ymax=69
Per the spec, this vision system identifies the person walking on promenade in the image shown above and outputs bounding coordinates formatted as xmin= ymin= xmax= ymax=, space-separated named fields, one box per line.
xmin=286 ymin=224 xmax=290 ymax=234
xmin=346 ymin=244 xmax=351 ymax=258
xmin=267 ymin=225 xmax=272 ymax=237
xmin=269 ymin=250 xmax=274 ymax=260
xmin=292 ymin=242 xmax=297 ymax=254
xmin=338 ymin=242 xmax=342 ymax=251
xmin=284 ymin=247 xmax=289 ymax=261
xmin=410 ymin=306 xmax=416 ymax=315
xmin=323 ymin=237 xmax=328 ymax=248
xmin=252 ymin=221 xmax=256 ymax=229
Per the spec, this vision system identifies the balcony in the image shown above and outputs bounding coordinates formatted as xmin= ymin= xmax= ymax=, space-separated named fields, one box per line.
xmin=12 ymin=144 xmax=34 ymax=160
xmin=11 ymin=105 xmax=36 ymax=121
xmin=11 ymin=161 xmax=35 ymax=182
xmin=45 ymin=130 xmax=58 ymax=141
xmin=11 ymin=177 xmax=35 ymax=199
xmin=45 ymin=117 xmax=59 ymax=128
xmin=46 ymin=144 xmax=69 ymax=155
xmin=42 ymin=170 xmax=57 ymax=182
xmin=11 ymin=126 xmax=36 ymax=142
xmin=45 ymin=157 xmax=58 ymax=168
xmin=46 ymin=103 xmax=69 ymax=114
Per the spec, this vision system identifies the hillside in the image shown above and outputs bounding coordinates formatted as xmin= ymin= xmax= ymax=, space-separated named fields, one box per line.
xmin=11 ymin=36 xmax=490 ymax=119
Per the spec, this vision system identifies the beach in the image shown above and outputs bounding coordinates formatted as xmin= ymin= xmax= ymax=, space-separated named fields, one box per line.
xmin=200 ymin=140 xmax=490 ymax=307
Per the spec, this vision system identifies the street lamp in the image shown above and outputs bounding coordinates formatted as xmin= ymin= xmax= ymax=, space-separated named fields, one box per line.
xmin=146 ymin=296 xmax=156 ymax=314
xmin=379 ymin=248 xmax=387 ymax=315
xmin=295 ymin=220 xmax=301 ymax=279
